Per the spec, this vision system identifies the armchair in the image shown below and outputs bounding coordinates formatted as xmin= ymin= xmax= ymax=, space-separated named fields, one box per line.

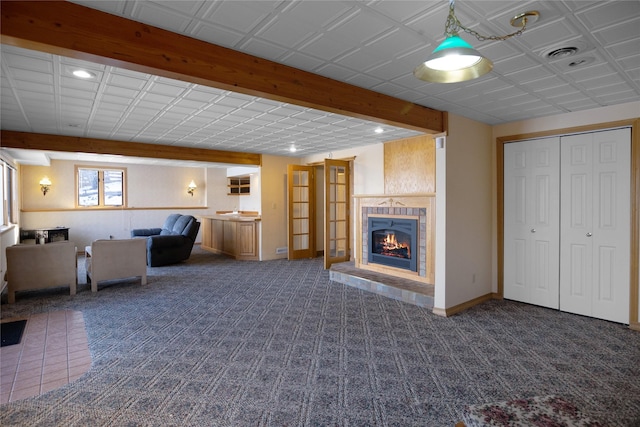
xmin=5 ymin=241 xmax=77 ymax=303
xmin=85 ymin=238 xmax=147 ymax=292
xmin=131 ymin=214 xmax=200 ymax=267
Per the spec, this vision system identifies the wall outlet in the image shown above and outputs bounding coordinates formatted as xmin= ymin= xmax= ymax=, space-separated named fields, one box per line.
xmin=276 ymin=247 xmax=288 ymax=254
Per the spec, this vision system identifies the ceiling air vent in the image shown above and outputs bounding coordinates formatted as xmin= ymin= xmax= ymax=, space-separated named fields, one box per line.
xmin=545 ymin=47 xmax=579 ymax=59
xmin=539 ymin=40 xmax=590 ymax=62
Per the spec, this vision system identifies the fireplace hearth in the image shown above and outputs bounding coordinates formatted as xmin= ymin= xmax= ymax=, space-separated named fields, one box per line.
xmin=368 ymin=217 xmax=417 ymax=272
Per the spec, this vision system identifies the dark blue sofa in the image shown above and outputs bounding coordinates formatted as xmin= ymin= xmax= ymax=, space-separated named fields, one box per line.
xmin=131 ymin=214 xmax=200 ymax=267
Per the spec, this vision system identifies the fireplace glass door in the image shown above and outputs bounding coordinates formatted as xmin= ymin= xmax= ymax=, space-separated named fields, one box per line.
xmin=368 ymin=217 xmax=417 ymax=271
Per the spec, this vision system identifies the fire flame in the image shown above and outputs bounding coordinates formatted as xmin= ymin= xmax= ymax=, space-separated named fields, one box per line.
xmin=383 ymin=232 xmax=410 ymax=257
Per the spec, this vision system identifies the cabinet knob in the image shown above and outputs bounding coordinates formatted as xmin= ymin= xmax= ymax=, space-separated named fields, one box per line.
xmin=586 ymin=232 xmax=593 ymax=237
xmin=530 ymin=228 xmax=536 ymax=233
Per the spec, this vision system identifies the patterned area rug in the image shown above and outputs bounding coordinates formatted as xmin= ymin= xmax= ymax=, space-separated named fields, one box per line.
xmin=463 ymin=395 xmax=605 ymax=426
xmin=1 ymin=247 xmax=639 ymax=426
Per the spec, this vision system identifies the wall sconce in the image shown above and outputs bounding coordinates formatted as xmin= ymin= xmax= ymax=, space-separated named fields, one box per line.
xmin=39 ymin=176 xmax=52 ymax=196
xmin=187 ymin=180 xmax=197 ymax=196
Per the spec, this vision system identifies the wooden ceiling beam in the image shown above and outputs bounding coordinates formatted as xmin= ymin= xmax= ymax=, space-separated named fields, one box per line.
xmin=0 ymin=1 xmax=444 ymax=134
xmin=1 ymin=131 xmax=262 ymax=166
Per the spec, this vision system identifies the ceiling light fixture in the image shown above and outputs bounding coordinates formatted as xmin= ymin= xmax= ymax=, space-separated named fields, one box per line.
xmin=289 ymin=145 xmax=297 ymax=153
xmin=374 ymin=127 xmax=384 ymax=134
xmin=72 ymin=69 xmax=96 ymax=79
xmin=414 ymin=0 xmax=539 ymax=83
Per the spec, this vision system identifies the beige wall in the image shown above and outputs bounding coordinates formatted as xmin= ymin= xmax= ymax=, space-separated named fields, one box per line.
xmin=435 ymin=114 xmax=494 ymax=310
xmin=260 ymin=155 xmax=294 ymax=260
xmin=18 ymin=160 xmax=237 ymax=249
xmin=303 ymin=143 xmax=385 ymax=195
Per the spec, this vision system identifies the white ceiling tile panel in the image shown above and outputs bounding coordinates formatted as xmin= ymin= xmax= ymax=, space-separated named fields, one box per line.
xmin=129 ymin=2 xmax=194 ymax=33
xmin=200 ymin=2 xmax=271 ymax=34
xmin=140 ymin=92 xmax=178 ymax=104
xmin=342 ymin=74 xmax=385 ymax=92
xmin=576 ymin=1 xmax=640 ymax=30
xmin=595 ymin=91 xmax=639 ymax=105
xmin=147 ymin=1 xmax=206 ymax=17
xmin=565 ymin=63 xmax=619 ymax=82
xmin=368 ymin=1 xmax=432 ymax=24
xmin=403 ymin=3 xmax=449 ymax=35
xmin=329 ymin=9 xmax=393 ymax=43
xmin=311 ymin=64 xmax=359 ymax=82
xmin=148 ymin=82 xmax=189 ymax=97
xmin=298 ymin=34 xmax=355 ymax=62
xmin=10 ymin=69 xmax=54 ymax=85
xmin=493 ymin=54 xmax=542 ymax=74
xmin=280 ymin=52 xmax=326 ymax=71
xmin=523 ymin=76 xmax=574 ymax=93
xmin=336 ymin=48 xmax=389 ymax=71
xmin=516 ymin=18 xmax=582 ymax=51
xmin=607 ymin=38 xmax=640 ymax=59
xmin=188 ymin=22 xmax=246 ymax=48
xmin=588 ymin=82 xmax=635 ymax=97
xmin=255 ymin=17 xmax=315 ymax=49
xmin=2 ymin=53 xmax=53 ymax=74
xmin=107 ymin=74 xmax=150 ymax=90
xmin=503 ymin=65 xmax=556 ymax=84
xmin=591 ymin=16 xmax=640 ymax=45
xmin=619 ymin=55 xmax=640 ymax=73
xmin=70 ymin=1 xmax=126 ymax=15
xmin=476 ymin=41 xmax=525 ymax=64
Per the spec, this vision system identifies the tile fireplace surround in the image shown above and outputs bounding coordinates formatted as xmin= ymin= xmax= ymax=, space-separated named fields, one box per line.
xmin=354 ymin=193 xmax=435 ymax=286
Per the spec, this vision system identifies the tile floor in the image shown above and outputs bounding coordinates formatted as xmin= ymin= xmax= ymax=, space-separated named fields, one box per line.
xmin=0 ymin=310 xmax=91 ymax=403
xmin=329 ymin=261 xmax=435 ymax=309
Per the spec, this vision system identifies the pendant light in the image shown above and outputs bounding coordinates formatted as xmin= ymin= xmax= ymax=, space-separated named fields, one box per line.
xmin=414 ymin=0 xmax=539 ymax=83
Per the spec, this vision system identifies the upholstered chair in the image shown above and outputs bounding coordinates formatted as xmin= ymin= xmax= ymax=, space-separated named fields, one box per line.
xmin=131 ymin=214 xmax=200 ymax=267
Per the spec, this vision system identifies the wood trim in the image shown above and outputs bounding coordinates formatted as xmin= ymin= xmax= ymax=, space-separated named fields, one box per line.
xmin=496 ymin=118 xmax=639 ymax=328
xmin=432 ymin=293 xmax=494 ymax=317
xmin=1 ymin=131 xmax=262 ymax=166
xmin=21 ymin=206 xmax=209 ymax=213
xmin=0 ymin=1 xmax=444 ymax=134
xmin=306 ymin=157 xmax=356 ymax=167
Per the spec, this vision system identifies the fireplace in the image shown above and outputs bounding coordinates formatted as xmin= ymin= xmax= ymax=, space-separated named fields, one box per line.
xmin=368 ymin=217 xmax=418 ymax=272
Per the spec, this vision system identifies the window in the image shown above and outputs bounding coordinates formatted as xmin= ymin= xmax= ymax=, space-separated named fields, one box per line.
xmin=228 ymin=176 xmax=251 ymax=195
xmin=77 ymin=166 xmax=126 ymax=207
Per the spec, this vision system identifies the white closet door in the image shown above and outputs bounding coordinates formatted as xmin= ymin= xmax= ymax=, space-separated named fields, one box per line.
xmin=504 ymin=137 xmax=560 ymax=309
xmin=560 ymin=128 xmax=631 ymax=323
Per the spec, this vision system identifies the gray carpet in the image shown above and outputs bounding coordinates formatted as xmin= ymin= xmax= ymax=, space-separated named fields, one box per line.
xmin=1 ymin=247 xmax=639 ymax=426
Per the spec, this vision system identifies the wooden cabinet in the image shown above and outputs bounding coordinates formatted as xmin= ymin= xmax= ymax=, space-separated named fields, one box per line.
xmin=201 ymin=216 xmax=259 ymax=260
xmin=228 ymin=176 xmax=251 ymax=195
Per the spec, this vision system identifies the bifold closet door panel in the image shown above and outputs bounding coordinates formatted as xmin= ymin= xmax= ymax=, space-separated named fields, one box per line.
xmin=560 ymin=128 xmax=631 ymax=324
xmin=503 ymin=137 xmax=560 ymax=309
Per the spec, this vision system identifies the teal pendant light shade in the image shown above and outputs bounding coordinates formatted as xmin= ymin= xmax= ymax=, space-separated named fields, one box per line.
xmin=414 ymin=34 xmax=493 ymax=83
xmin=413 ymin=0 xmax=538 ymax=84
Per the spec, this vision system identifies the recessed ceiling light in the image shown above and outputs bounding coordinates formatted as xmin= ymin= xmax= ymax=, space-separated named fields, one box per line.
xmin=72 ymin=69 xmax=96 ymax=79
xmin=374 ymin=127 xmax=384 ymax=134
xmin=289 ymin=145 xmax=297 ymax=153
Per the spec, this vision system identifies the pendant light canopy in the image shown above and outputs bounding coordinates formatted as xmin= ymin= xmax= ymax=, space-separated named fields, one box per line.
xmin=414 ymin=0 xmax=539 ymax=84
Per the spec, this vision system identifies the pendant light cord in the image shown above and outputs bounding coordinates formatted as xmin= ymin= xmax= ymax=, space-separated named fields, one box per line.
xmin=445 ymin=0 xmax=529 ymax=41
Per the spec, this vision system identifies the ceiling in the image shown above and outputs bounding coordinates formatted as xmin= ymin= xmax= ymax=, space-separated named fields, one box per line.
xmin=1 ymin=0 xmax=639 ymax=167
